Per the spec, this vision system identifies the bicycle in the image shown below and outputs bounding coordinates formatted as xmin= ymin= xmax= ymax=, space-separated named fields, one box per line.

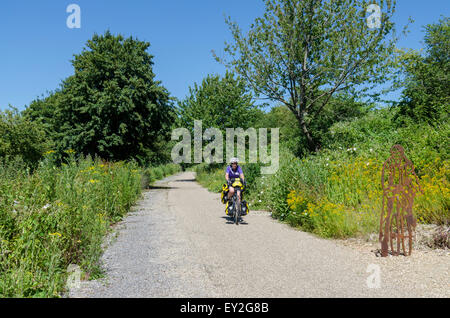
xmin=225 ymin=178 xmax=248 ymax=225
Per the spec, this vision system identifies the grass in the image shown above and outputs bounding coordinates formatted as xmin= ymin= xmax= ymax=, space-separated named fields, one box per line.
xmin=0 ymin=154 xmax=180 ymax=297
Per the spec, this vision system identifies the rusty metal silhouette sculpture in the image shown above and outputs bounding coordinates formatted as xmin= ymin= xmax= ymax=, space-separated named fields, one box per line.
xmin=379 ymin=145 xmax=422 ymax=257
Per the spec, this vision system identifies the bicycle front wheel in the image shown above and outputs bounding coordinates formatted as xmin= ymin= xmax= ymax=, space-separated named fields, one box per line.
xmin=235 ymin=196 xmax=241 ymax=225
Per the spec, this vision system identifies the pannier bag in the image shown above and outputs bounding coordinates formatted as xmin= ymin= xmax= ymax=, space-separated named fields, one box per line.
xmin=241 ymin=200 xmax=250 ymax=215
xmin=221 ymin=183 xmax=229 ymax=204
xmin=225 ymin=201 xmax=231 ymax=215
xmin=225 ymin=199 xmax=249 ymax=216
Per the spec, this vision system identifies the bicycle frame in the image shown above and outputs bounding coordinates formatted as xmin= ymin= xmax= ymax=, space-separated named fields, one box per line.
xmin=230 ymin=184 xmax=243 ymax=225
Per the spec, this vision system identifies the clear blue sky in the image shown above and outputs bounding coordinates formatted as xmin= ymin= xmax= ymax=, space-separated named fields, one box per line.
xmin=1 ymin=0 xmax=448 ymax=111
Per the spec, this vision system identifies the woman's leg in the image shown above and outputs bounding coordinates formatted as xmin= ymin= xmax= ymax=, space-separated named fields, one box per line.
xmin=228 ymin=187 xmax=235 ymax=200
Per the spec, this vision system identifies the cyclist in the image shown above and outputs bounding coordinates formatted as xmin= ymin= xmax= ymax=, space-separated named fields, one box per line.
xmin=225 ymin=158 xmax=245 ymax=202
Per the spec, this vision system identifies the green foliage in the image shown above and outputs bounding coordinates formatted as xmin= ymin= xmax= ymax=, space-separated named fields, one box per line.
xmin=23 ymin=91 xmax=62 ymax=139
xmin=0 ymin=156 xmax=143 ymax=297
xmin=263 ymin=150 xmax=305 ymax=219
xmin=216 ymin=0 xmax=400 ymax=152
xmin=324 ymin=107 xmax=396 ymax=151
xmin=25 ymin=31 xmax=175 ymax=165
xmin=254 ymin=106 xmax=303 ymax=156
xmin=0 ymin=107 xmax=50 ymax=168
xmin=256 ymin=95 xmax=370 ymax=157
xmin=395 ymin=17 xmax=450 ymax=125
xmin=240 ymin=162 xmax=262 ymax=194
xmin=177 ymin=71 xmax=261 ymax=131
xmin=194 ymin=163 xmax=226 ymax=193
xmin=195 ymin=110 xmax=449 ymax=238
xmin=142 ymin=163 xmax=181 ymax=187
xmin=324 ymin=107 xmax=449 ymax=166
xmin=0 ymin=154 xmax=181 ymax=297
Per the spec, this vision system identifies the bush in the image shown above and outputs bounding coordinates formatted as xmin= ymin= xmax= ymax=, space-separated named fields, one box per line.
xmin=323 ymin=107 xmax=396 ymax=152
xmin=240 ymin=162 xmax=262 ymax=194
xmin=0 ymin=108 xmax=50 ymax=168
xmin=142 ymin=163 xmax=181 ymax=187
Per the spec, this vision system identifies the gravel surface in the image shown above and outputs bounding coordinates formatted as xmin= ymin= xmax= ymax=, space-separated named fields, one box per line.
xmin=69 ymin=172 xmax=449 ymax=298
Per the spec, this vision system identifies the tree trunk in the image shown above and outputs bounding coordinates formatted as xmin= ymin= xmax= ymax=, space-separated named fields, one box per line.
xmin=298 ymin=115 xmax=319 ymax=153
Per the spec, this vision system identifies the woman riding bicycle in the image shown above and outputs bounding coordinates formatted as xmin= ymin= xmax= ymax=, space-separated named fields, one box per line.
xmin=225 ymin=158 xmax=245 ymax=202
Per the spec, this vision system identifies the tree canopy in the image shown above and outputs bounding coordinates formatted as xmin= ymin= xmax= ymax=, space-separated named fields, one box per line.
xmin=177 ymin=71 xmax=261 ymax=131
xmin=395 ymin=17 xmax=449 ymax=125
xmin=25 ymin=31 xmax=174 ymax=164
xmin=215 ymin=0 xmax=400 ymax=152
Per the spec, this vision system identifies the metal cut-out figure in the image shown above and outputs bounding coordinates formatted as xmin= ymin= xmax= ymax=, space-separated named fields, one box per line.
xmin=379 ymin=145 xmax=422 ymax=257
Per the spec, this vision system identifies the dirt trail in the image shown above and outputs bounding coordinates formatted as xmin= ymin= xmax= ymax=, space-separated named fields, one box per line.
xmin=70 ymin=172 xmax=449 ymax=298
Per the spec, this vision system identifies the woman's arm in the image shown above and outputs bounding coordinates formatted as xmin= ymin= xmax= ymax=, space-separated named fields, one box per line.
xmin=238 ymin=166 xmax=244 ymax=181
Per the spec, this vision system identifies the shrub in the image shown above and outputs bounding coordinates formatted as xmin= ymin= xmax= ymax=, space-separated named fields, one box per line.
xmin=142 ymin=163 xmax=181 ymax=188
xmin=240 ymin=162 xmax=262 ymax=194
xmin=0 ymin=108 xmax=51 ymax=168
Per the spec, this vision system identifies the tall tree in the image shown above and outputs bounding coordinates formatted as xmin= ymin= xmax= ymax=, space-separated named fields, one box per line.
xmin=214 ymin=0 xmax=400 ymax=152
xmin=177 ymin=71 xmax=260 ymax=131
xmin=395 ymin=17 xmax=449 ymax=125
xmin=27 ymin=31 xmax=174 ymax=164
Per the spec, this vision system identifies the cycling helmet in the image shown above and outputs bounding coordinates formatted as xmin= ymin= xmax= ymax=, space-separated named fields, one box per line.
xmin=230 ymin=157 xmax=239 ymax=164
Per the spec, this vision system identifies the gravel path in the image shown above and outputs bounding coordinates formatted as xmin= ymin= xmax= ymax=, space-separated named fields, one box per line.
xmin=69 ymin=172 xmax=449 ymax=298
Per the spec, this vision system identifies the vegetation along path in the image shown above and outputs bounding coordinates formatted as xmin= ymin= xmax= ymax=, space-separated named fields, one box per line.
xmin=69 ymin=172 xmax=449 ymax=298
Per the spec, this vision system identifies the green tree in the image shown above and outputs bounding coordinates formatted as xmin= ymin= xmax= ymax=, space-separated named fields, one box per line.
xmin=27 ymin=31 xmax=174 ymax=164
xmin=24 ymin=90 xmax=63 ymax=142
xmin=215 ymin=0 xmax=400 ymax=152
xmin=395 ymin=17 xmax=449 ymax=125
xmin=255 ymin=105 xmax=302 ymax=155
xmin=177 ymin=71 xmax=261 ymax=130
xmin=0 ymin=107 xmax=50 ymax=167
xmin=256 ymin=94 xmax=370 ymax=157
